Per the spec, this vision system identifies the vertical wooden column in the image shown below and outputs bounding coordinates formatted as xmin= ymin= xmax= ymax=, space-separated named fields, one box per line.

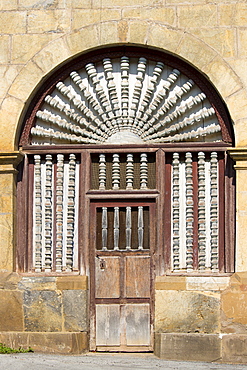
xmin=0 ymin=152 xmax=24 ymax=272
xmin=228 ymin=149 xmax=246 ymax=272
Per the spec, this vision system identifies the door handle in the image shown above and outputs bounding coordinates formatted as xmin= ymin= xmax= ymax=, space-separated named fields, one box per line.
xmin=100 ymin=259 xmax=106 ymax=270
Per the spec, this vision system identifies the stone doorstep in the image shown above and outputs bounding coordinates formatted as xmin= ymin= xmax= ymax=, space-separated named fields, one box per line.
xmin=154 ymin=333 xmax=247 ymax=363
xmin=0 ymin=332 xmax=88 ymax=354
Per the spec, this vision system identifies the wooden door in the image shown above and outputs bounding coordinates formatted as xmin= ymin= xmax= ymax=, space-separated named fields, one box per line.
xmin=90 ymin=201 xmax=155 ymax=352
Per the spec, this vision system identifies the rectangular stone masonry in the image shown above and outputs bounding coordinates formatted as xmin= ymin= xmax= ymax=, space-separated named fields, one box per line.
xmin=0 ymin=291 xmax=24 ymax=331
xmin=154 ymin=333 xmax=221 ymax=362
xmin=23 ymin=290 xmax=62 ymax=332
xmin=56 ymin=276 xmax=88 ymax=290
xmin=222 ymin=334 xmax=247 ymax=363
xmin=63 ymin=290 xmax=88 ymax=332
xmin=0 ymin=332 xmax=88 ymax=354
xmin=155 ymin=276 xmax=186 ymax=290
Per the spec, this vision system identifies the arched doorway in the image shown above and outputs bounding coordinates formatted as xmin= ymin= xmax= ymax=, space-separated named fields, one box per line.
xmin=17 ymin=45 xmax=235 ymax=352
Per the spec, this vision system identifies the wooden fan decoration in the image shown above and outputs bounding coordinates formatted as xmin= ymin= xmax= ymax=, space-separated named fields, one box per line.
xmin=31 ymin=56 xmax=222 ymax=145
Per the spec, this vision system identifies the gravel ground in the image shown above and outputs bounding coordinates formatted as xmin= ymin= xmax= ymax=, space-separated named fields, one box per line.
xmin=1 ymin=353 xmax=247 ymax=370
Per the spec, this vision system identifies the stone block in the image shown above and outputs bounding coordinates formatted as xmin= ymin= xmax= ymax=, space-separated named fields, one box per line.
xmin=0 ymin=272 xmax=22 ymax=290
xmin=33 ymin=37 xmax=70 ymax=74
xmin=0 ymin=96 xmax=24 ymax=151
xmin=154 ymin=333 xmax=221 ymax=362
xmin=155 ymin=276 xmax=186 ymax=290
xmin=23 ymin=290 xmax=62 ymax=332
xmin=148 ymin=24 xmax=182 ymax=56
xmin=0 ymin=11 xmax=26 ymax=33
xmin=129 ymin=21 xmax=149 ymax=44
xmin=56 ymin=275 xmax=88 ymax=290
xmin=72 ymin=9 xmax=121 ymax=29
xmin=63 ymin=290 xmax=88 ymax=332
xmin=8 ymin=61 xmax=45 ymax=103
xmin=19 ymin=276 xmax=56 ymax=291
xmin=0 ymin=0 xmax=18 ymax=10
xmin=186 ymin=276 xmax=230 ymax=291
xmin=155 ymin=290 xmax=220 ymax=333
xmin=27 ymin=9 xmax=71 ymax=33
xmin=204 ymin=57 xmax=241 ymax=100
xmin=221 ymin=290 xmax=247 ymax=331
xmin=192 ymin=28 xmax=236 ymax=58
xmin=123 ymin=7 xmax=175 ymax=26
xmin=222 ymin=334 xmax=247 ymax=363
xmin=19 ymin=0 xmax=59 ymax=8
xmin=226 ymin=90 xmax=247 ymax=141
xmin=0 ymin=36 xmax=10 ymax=63
xmin=0 ymin=332 xmax=88 ymax=354
xmin=97 ymin=22 xmax=119 ymax=45
xmin=66 ymin=26 xmax=98 ymax=55
xmin=12 ymin=34 xmax=53 ymax=63
xmin=176 ymin=34 xmax=216 ymax=71
xmin=178 ymin=5 xmax=217 ymax=29
xmin=0 ymin=290 xmax=23 ymax=331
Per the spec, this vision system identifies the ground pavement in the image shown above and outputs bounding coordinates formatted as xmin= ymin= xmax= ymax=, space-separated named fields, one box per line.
xmin=1 ymin=353 xmax=247 ymax=370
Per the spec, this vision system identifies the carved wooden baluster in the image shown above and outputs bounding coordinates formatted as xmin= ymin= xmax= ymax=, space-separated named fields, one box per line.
xmin=140 ymin=153 xmax=148 ymax=189
xmin=34 ymin=155 xmax=42 ymax=272
xmin=112 ymin=154 xmax=120 ymax=189
xmin=44 ymin=154 xmax=53 ymax=271
xmin=172 ymin=153 xmax=180 ymax=270
xmin=103 ymin=58 xmax=121 ymax=131
xmin=85 ymin=63 xmax=114 ymax=132
xmin=102 ymin=207 xmax=108 ymax=251
xmin=66 ymin=154 xmax=76 ymax=271
xmin=136 ymin=61 xmax=164 ymax=129
xmin=126 ymin=206 xmax=132 ymax=250
xmin=185 ymin=152 xmax=193 ymax=272
xmin=99 ymin=154 xmax=106 ymax=190
xmin=121 ymin=56 xmax=130 ymax=129
xmin=138 ymin=206 xmax=144 ymax=250
xmin=130 ymin=57 xmax=147 ymax=129
xmin=56 ymin=154 xmax=64 ymax=272
xmin=114 ymin=207 xmax=120 ymax=250
xmin=126 ymin=153 xmax=134 ymax=189
xmin=198 ymin=152 xmax=206 ymax=270
xmin=210 ymin=152 xmax=219 ymax=271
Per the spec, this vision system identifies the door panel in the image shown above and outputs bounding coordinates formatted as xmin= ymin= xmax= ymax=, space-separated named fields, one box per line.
xmin=125 ymin=256 xmax=150 ymax=298
xmin=91 ymin=202 xmax=155 ymax=351
xmin=96 ymin=305 xmax=120 ymax=346
xmin=95 ymin=257 xmax=120 ymax=298
xmin=125 ymin=304 xmax=150 ymax=346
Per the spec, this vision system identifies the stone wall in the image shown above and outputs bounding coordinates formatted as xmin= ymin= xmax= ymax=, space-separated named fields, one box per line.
xmin=0 ymin=274 xmax=88 ymax=353
xmin=1 ymin=0 xmax=247 ymax=362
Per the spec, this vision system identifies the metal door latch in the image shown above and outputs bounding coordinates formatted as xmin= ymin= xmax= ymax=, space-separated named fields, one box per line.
xmin=100 ymin=259 xmax=106 ymax=270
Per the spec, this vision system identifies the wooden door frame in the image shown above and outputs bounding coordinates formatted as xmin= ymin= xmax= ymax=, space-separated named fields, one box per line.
xmin=89 ymin=200 xmax=156 ymax=352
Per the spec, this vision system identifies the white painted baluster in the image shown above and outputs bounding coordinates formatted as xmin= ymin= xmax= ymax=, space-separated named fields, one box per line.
xmin=102 ymin=207 xmax=108 ymax=251
xmin=114 ymin=207 xmax=120 ymax=250
xmin=103 ymin=58 xmax=121 ymax=131
xmin=138 ymin=206 xmax=144 ymax=250
xmin=210 ymin=152 xmax=219 ymax=271
xmin=185 ymin=152 xmax=193 ymax=272
xmin=130 ymin=58 xmax=147 ymax=128
xmin=120 ymin=56 xmax=130 ymax=129
xmin=99 ymin=154 xmax=106 ymax=190
xmin=126 ymin=153 xmax=134 ymax=189
xmin=140 ymin=153 xmax=148 ymax=189
xmin=112 ymin=154 xmax=120 ymax=189
xmin=66 ymin=154 xmax=76 ymax=271
xmin=56 ymin=154 xmax=64 ymax=272
xmin=172 ymin=153 xmax=180 ymax=270
xmin=44 ymin=154 xmax=53 ymax=272
xmin=126 ymin=207 xmax=132 ymax=250
xmin=34 ymin=155 xmax=42 ymax=272
xmin=198 ymin=152 xmax=206 ymax=270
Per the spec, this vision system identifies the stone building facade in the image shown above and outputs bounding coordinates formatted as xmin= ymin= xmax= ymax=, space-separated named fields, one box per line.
xmin=1 ymin=0 xmax=247 ymax=363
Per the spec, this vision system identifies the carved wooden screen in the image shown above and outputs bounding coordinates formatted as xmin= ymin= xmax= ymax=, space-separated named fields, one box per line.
xmin=17 ymin=46 xmax=235 ymax=275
